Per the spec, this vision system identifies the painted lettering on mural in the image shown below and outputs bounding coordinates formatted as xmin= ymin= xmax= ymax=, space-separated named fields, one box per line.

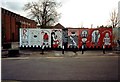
xmin=22 ymin=28 xmax=28 ymax=39
xmin=21 ymin=28 xmax=29 ymax=47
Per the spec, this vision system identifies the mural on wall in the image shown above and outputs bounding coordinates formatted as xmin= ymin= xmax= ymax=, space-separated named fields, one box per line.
xmin=20 ymin=28 xmax=29 ymax=47
xmin=68 ymin=29 xmax=78 ymax=48
xmin=41 ymin=29 xmax=51 ymax=48
xmin=91 ymin=30 xmax=100 ymax=45
xmin=62 ymin=29 xmax=68 ymax=49
xmin=80 ymin=30 xmax=88 ymax=48
xmin=51 ymin=29 xmax=62 ymax=48
xmin=29 ymin=29 xmax=41 ymax=47
xmin=19 ymin=28 xmax=113 ymax=49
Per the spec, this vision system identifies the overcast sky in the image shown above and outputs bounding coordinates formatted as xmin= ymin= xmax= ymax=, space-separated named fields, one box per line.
xmin=1 ymin=0 xmax=120 ymax=28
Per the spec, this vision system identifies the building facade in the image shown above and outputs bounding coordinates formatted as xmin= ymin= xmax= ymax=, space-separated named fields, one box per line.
xmin=1 ymin=8 xmax=37 ymax=43
xmin=118 ymin=1 xmax=120 ymax=27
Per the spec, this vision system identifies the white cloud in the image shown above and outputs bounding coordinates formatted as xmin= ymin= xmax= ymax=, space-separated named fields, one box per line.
xmin=1 ymin=0 xmax=37 ymax=17
xmin=58 ymin=0 xmax=119 ymax=28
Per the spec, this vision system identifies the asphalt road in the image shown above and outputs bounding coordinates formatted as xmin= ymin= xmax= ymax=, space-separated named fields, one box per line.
xmin=2 ymin=56 xmax=119 ymax=80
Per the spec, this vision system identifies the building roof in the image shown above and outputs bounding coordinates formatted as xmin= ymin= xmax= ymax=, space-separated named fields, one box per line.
xmin=38 ymin=23 xmax=65 ymax=29
xmin=1 ymin=7 xmax=37 ymax=23
xmin=54 ymin=23 xmax=65 ymax=29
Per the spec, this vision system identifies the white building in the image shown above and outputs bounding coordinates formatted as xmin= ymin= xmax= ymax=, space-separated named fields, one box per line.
xmin=117 ymin=1 xmax=120 ymax=35
xmin=118 ymin=1 xmax=120 ymax=27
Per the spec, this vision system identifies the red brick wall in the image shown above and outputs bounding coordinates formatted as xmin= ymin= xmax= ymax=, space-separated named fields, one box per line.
xmin=2 ymin=8 xmax=37 ymax=43
xmin=11 ymin=15 xmax=16 ymax=41
xmin=5 ymin=14 xmax=11 ymax=42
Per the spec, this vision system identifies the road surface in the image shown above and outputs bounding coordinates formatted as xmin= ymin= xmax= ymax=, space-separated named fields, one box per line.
xmin=2 ymin=55 xmax=119 ymax=80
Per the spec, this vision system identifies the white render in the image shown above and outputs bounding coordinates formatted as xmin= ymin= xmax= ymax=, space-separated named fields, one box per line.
xmin=20 ymin=28 xmax=52 ymax=48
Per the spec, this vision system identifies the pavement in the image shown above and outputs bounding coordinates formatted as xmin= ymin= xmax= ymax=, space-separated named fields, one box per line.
xmin=2 ymin=49 xmax=120 ymax=59
xmin=1 ymin=42 xmax=120 ymax=59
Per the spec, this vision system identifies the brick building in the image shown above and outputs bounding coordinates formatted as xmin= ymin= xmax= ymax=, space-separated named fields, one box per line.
xmin=1 ymin=8 xmax=37 ymax=43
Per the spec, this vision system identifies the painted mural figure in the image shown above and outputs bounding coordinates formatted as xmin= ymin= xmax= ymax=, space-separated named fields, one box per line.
xmin=62 ymin=29 xmax=68 ymax=49
xmin=43 ymin=33 xmax=49 ymax=47
xmin=43 ymin=33 xmax=49 ymax=42
xmin=81 ymin=30 xmax=88 ymax=38
xmin=117 ymin=39 xmax=120 ymax=47
xmin=51 ymin=32 xmax=60 ymax=48
xmin=103 ymin=33 xmax=111 ymax=46
xmin=69 ymin=32 xmax=78 ymax=48
xmin=92 ymin=30 xmax=100 ymax=45
xmin=81 ymin=30 xmax=88 ymax=48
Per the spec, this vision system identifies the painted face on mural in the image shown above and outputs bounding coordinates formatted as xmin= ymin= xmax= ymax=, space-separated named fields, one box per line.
xmin=71 ymin=32 xmax=76 ymax=36
xmin=105 ymin=33 xmax=109 ymax=37
xmin=51 ymin=32 xmax=55 ymax=38
xmin=81 ymin=30 xmax=88 ymax=38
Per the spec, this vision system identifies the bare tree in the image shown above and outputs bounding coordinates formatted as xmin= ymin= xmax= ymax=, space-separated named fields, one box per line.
xmin=110 ymin=9 xmax=119 ymax=28
xmin=23 ymin=0 xmax=61 ymax=28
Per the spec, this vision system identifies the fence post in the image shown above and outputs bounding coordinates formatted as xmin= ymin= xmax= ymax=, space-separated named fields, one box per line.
xmin=41 ymin=45 xmax=45 ymax=54
xmin=103 ymin=45 xmax=105 ymax=54
xmin=82 ymin=44 xmax=84 ymax=54
xmin=62 ymin=45 xmax=64 ymax=54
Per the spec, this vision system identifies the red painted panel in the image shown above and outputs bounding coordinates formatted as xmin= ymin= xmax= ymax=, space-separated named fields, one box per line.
xmin=78 ymin=28 xmax=112 ymax=48
xmin=78 ymin=28 xmax=89 ymax=48
xmin=100 ymin=28 xmax=112 ymax=48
